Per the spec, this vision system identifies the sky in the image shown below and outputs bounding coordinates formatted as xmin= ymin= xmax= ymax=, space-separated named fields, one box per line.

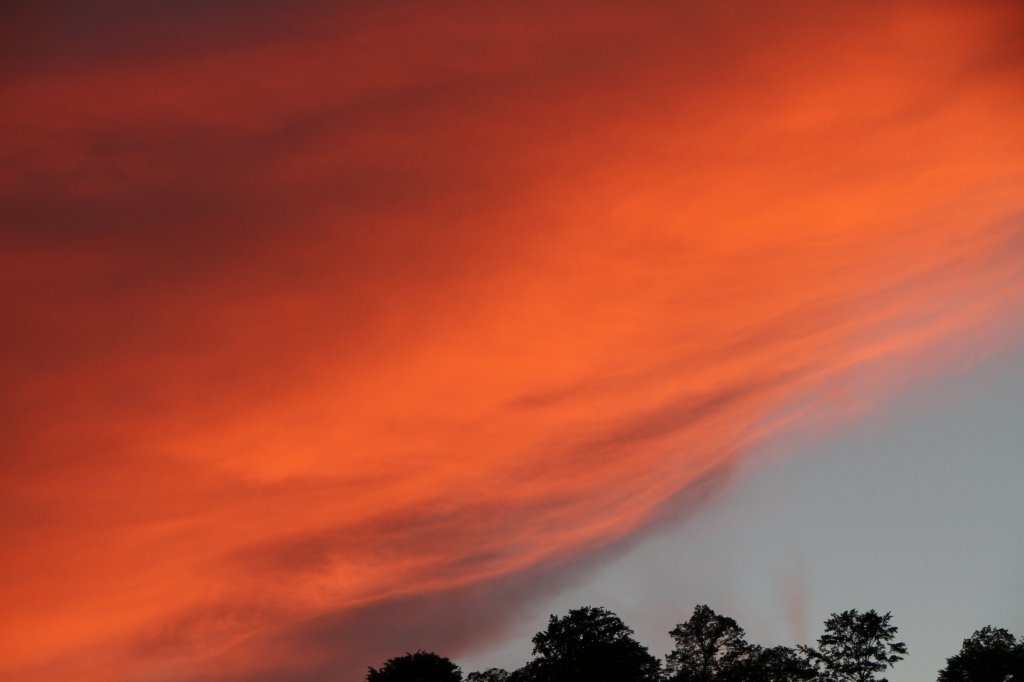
xmin=1 ymin=1 xmax=1023 ymax=681
xmin=461 ymin=341 xmax=1024 ymax=682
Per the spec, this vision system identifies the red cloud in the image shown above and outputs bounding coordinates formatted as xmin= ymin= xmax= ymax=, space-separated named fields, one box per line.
xmin=2 ymin=1 xmax=1024 ymax=680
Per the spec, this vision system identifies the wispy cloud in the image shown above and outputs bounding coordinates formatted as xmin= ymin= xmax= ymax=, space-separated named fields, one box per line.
xmin=2 ymin=1 xmax=1023 ymax=680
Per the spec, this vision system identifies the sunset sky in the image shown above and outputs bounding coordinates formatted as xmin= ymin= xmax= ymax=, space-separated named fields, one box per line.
xmin=2 ymin=2 xmax=1023 ymax=681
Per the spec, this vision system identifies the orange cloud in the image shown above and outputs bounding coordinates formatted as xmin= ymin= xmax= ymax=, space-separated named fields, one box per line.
xmin=2 ymin=1 xmax=1023 ymax=680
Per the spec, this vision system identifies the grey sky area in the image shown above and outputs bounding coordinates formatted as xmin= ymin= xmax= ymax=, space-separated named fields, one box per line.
xmin=461 ymin=344 xmax=1024 ymax=680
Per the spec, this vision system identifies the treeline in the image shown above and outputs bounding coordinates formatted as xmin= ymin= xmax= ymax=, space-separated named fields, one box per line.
xmin=366 ymin=604 xmax=1024 ymax=682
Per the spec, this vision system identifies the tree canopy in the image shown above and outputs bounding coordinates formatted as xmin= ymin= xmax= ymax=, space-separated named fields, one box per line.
xmin=466 ymin=669 xmax=510 ymax=682
xmin=367 ymin=651 xmax=463 ymax=682
xmin=727 ymin=645 xmax=817 ymax=682
xmin=517 ymin=606 xmax=662 ymax=682
xmin=665 ymin=605 xmax=813 ymax=682
xmin=937 ymin=626 xmax=1024 ymax=682
xmin=665 ymin=604 xmax=756 ymax=681
xmin=365 ymin=604 xmax=1021 ymax=682
xmin=798 ymin=610 xmax=907 ymax=682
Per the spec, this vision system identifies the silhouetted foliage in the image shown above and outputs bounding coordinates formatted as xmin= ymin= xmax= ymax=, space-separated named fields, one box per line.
xmin=466 ymin=669 xmax=510 ymax=682
xmin=515 ymin=606 xmax=661 ymax=682
xmin=367 ymin=651 xmax=463 ymax=682
xmin=937 ymin=626 xmax=1024 ymax=682
xmin=665 ymin=604 xmax=758 ymax=681
xmin=728 ymin=645 xmax=818 ymax=682
xmin=369 ymin=603 xmax=1022 ymax=682
xmin=798 ymin=610 xmax=907 ymax=682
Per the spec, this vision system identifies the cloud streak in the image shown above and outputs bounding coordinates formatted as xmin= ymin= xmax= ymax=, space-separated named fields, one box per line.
xmin=2 ymin=1 xmax=1024 ymax=679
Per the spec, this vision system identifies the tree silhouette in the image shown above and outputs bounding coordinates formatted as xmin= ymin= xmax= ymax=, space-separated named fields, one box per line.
xmin=361 ymin=603 xmax=926 ymax=682
xmin=367 ymin=651 xmax=463 ymax=682
xmin=937 ymin=626 xmax=1024 ymax=682
xmin=515 ymin=606 xmax=661 ymax=682
xmin=665 ymin=604 xmax=758 ymax=681
xmin=466 ymin=669 xmax=510 ymax=682
xmin=798 ymin=610 xmax=907 ymax=682
xmin=727 ymin=645 xmax=817 ymax=682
